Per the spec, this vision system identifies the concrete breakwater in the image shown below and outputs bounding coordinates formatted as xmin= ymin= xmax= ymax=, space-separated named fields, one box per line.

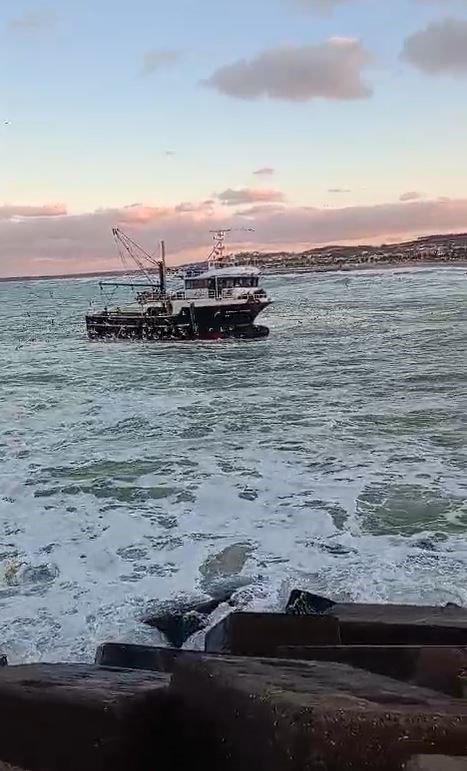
xmin=2 ymin=593 xmax=467 ymax=770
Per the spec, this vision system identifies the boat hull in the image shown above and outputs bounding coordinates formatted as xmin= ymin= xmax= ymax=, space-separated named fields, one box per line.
xmin=85 ymin=301 xmax=270 ymax=341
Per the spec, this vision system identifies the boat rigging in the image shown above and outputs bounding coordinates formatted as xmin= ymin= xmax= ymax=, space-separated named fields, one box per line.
xmin=85 ymin=228 xmax=272 ymax=341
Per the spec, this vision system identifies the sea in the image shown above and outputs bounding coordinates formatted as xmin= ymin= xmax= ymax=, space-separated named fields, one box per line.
xmin=2 ymin=264 xmax=467 ymax=663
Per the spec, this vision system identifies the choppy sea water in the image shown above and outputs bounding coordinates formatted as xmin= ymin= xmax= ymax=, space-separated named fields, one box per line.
xmin=2 ymin=266 xmax=467 ymax=662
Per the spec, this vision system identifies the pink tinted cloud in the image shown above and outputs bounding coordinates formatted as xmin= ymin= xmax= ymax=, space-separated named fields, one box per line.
xmin=3 ymin=197 xmax=467 ymax=277
xmin=235 ymin=204 xmax=287 ymax=216
xmin=117 ymin=204 xmax=171 ymax=224
xmin=217 ymin=188 xmax=285 ymax=205
xmin=0 ymin=203 xmax=67 ymax=219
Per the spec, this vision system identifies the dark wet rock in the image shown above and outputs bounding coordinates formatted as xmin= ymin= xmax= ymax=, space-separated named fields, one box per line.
xmin=406 ymin=757 xmax=467 ymax=771
xmin=96 ymin=643 xmax=195 ymax=672
xmin=148 ymin=609 xmax=206 ymax=646
xmin=172 ymin=654 xmax=467 ymax=771
xmin=205 ymin=611 xmax=340 ymax=655
xmin=143 ymin=592 xmax=235 ymax=648
xmin=207 ymin=603 xmax=467 ymax=655
xmin=0 ymin=664 xmax=175 ymax=771
xmin=285 ymin=589 xmax=336 ymax=616
xmin=276 ymin=645 xmax=467 ymax=697
xmin=337 ymin=603 xmax=467 ymax=646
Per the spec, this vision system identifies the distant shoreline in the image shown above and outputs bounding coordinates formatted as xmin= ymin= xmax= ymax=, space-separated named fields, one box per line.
xmin=262 ymin=258 xmax=467 ymax=276
xmin=1 ymin=258 xmax=467 ymax=284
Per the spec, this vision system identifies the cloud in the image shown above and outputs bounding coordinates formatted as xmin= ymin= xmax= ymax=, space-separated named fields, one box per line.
xmin=0 ymin=204 xmax=66 ymax=220
xmin=117 ymin=200 xmax=214 ymax=224
xmin=4 ymin=197 xmax=467 ymax=277
xmin=328 ymin=187 xmax=350 ymax=193
xmin=203 ymin=38 xmax=373 ymax=102
xmin=234 ymin=204 xmax=287 ymax=216
xmin=141 ymin=49 xmax=181 ymax=75
xmin=253 ymin=167 xmax=275 ymax=176
xmin=8 ymin=7 xmax=55 ymax=31
xmin=216 ymin=188 xmax=285 ymax=206
xmin=402 ymin=17 xmax=467 ymax=75
xmin=399 ymin=191 xmax=423 ymax=202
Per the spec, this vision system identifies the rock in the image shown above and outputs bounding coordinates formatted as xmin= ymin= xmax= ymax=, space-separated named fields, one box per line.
xmin=336 ymin=603 xmax=467 ymax=645
xmin=95 ymin=643 xmax=467 ymax=698
xmin=285 ymin=590 xmax=336 ymax=615
xmin=144 ymin=608 xmax=207 ymax=649
xmin=142 ymin=592 xmax=235 ymax=648
xmin=276 ymin=645 xmax=467 ymax=697
xmin=206 ymin=604 xmax=467 ymax=656
xmin=0 ymin=664 xmax=176 ymax=771
xmin=0 ymin=764 xmax=30 ymax=771
xmin=413 ymin=648 xmax=467 ymax=697
xmin=199 ymin=543 xmax=255 ymax=587
xmin=286 ymin=594 xmax=467 ymax=644
xmin=405 ymin=758 xmax=467 ymax=771
xmin=96 ymin=643 xmax=212 ymax=673
xmin=205 ymin=611 xmax=340 ymax=655
xmin=171 ymin=654 xmax=467 ymax=771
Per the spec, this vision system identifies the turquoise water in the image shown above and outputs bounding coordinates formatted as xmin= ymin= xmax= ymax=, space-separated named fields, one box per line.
xmin=1 ymin=265 xmax=467 ymax=661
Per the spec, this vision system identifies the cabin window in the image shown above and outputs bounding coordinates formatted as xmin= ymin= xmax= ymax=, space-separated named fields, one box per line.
xmin=186 ymin=279 xmax=209 ymax=289
xmin=186 ymin=275 xmax=259 ymax=290
xmin=218 ymin=276 xmax=258 ymax=289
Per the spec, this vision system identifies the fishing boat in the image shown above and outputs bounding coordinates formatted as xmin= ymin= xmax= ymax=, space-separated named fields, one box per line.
xmin=85 ymin=228 xmax=272 ymax=341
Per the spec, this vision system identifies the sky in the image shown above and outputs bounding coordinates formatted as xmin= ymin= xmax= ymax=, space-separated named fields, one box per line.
xmin=2 ymin=0 xmax=467 ymax=276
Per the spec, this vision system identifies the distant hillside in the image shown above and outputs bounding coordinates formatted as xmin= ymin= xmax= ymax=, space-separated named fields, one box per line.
xmin=2 ymin=231 xmax=467 ymax=282
xmin=228 ymin=232 xmax=467 ymax=272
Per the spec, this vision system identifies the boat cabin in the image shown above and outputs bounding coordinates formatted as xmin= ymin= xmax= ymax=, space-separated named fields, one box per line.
xmin=183 ymin=265 xmax=263 ymax=301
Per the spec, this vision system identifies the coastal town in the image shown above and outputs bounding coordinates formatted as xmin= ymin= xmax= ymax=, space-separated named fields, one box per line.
xmin=221 ymin=231 xmax=467 ymax=274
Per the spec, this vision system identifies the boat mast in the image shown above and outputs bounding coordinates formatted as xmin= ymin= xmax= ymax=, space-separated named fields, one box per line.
xmin=159 ymin=240 xmax=167 ymax=295
xmin=207 ymin=227 xmax=255 ymax=270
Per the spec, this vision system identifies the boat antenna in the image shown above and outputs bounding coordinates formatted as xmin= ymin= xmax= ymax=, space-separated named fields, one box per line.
xmin=207 ymin=228 xmax=255 ymax=266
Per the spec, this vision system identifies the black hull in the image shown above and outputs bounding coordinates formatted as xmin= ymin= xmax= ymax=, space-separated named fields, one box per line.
xmin=86 ymin=302 xmax=270 ymax=341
